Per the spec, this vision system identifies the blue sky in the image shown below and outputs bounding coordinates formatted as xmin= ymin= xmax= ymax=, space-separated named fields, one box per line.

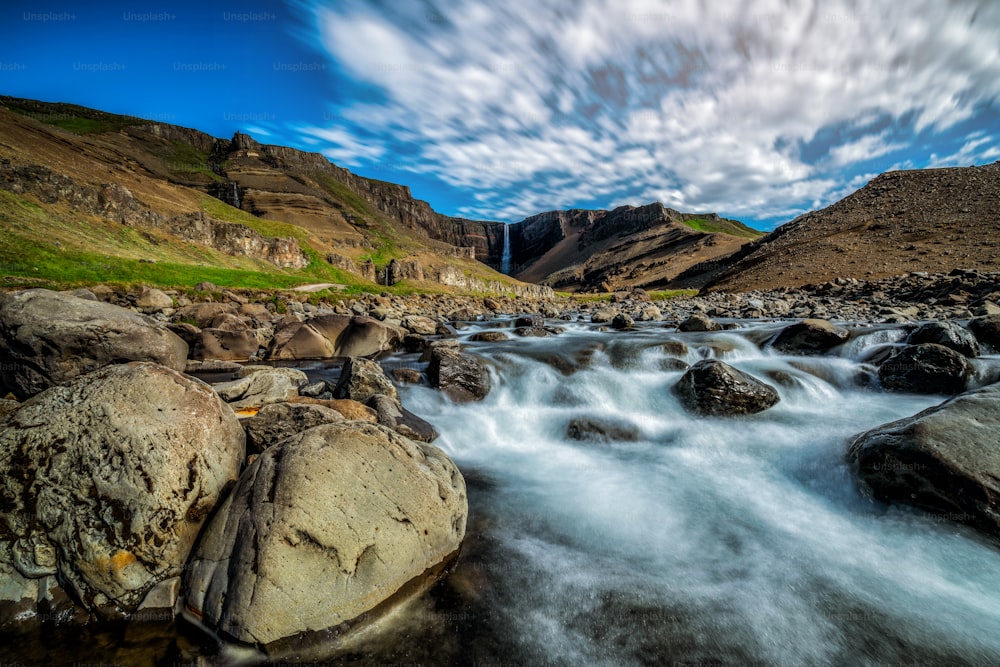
xmin=2 ymin=1 xmax=998 ymax=230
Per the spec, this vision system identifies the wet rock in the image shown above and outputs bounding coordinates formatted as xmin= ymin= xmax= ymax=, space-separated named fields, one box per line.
xmin=366 ymin=394 xmax=439 ymax=443
xmin=268 ymin=315 xmax=404 ymax=360
xmin=427 ymin=348 xmax=492 ymax=402
xmin=513 ymin=326 xmax=550 ymax=337
xmin=0 ymin=363 xmax=244 ymax=621
xmin=877 ymin=344 xmax=972 ymax=394
xmin=566 ymin=417 xmax=641 ymax=443
xmin=515 ymin=314 xmax=543 ymax=328
xmin=391 ymin=368 xmax=424 ymax=385
xmin=180 ymin=422 xmax=466 ymax=647
xmin=770 ymin=319 xmax=850 ymax=355
xmin=333 ymin=357 xmax=398 ymax=403
xmin=969 ymin=315 xmax=1000 ymax=350
xmin=848 ymin=383 xmax=1000 ymax=541
xmin=213 ymin=367 xmax=308 ymax=410
xmin=907 ymin=321 xmax=979 ymax=357
xmin=672 ymin=360 xmax=780 ymax=416
xmin=0 ymin=289 xmax=188 ymax=399
xmin=243 ymin=401 xmax=344 ymax=454
xmin=611 ymin=314 xmax=635 ymax=331
xmin=677 ymin=314 xmax=721 ymax=332
xmin=470 ymin=331 xmax=509 ymax=342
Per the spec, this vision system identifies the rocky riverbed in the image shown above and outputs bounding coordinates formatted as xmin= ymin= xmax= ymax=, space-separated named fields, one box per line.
xmin=0 ymin=271 xmax=999 ymax=664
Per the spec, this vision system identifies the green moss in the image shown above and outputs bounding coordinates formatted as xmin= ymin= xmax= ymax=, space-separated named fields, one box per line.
xmin=680 ymin=217 xmax=764 ymax=239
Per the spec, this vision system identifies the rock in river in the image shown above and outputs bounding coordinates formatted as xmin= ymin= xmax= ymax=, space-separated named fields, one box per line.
xmin=672 ymin=359 xmax=780 ymax=416
xmin=770 ymin=318 xmax=850 ymax=355
xmin=180 ymin=422 xmax=466 ymax=647
xmin=877 ymin=343 xmax=971 ymax=394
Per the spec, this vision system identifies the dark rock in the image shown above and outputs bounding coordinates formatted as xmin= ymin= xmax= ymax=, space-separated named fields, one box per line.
xmin=333 ymin=357 xmax=397 ymax=403
xmin=427 ymin=348 xmax=492 ymax=402
xmin=877 ymin=344 xmax=972 ymax=394
xmin=366 ymin=394 xmax=439 ymax=442
xmin=243 ymin=401 xmax=344 ymax=454
xmin=611 ymin=314 xmax=635 ymax=330
xmin=403 ymin=334 xmax=429 ymax=354
xmin=566 ymin=417 xmax=641 ymax=443
xmin=513 ymin=326 xmax=549 ymax=337
xmin=907 ymin=321 xmax=979 ymax=357
xmin=672 ymin=360 xmax=780 ymax=416
xmin=391 ymin=368 xmax=424 ymax=384
xmin=470 ymin=331 xmax=509 ymax=342
xmin=678 ymin=313 xmax=721 ymax=332
xmin=770 ymin=319 xmax=850 ymax=354
xmin=969 ymin=315 xmax=1000 ymax=350
xmin=659 ymin=358 xmax=690 ymax=372
xmin=848 ymin=383 xmax=1000 ymax=541
xmin=515 ymin=314 xmax=543 ymax=328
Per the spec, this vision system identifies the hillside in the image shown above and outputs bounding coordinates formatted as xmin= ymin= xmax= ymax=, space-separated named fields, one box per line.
xmin=0 ymin=96 xmax=545 ymax=296
xmin=681 ymin=162 xmax=1000 ymax=293
xmin=508 ymin=203 xmax=763 ymax=292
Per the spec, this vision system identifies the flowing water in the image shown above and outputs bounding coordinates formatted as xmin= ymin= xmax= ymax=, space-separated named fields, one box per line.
xmin=5 ymin=320 xmax=1000 ymax=666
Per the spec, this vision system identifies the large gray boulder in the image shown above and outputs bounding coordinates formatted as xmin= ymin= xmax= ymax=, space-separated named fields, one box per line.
xmin=333 ymin=357 xmax=398 ymax=403
xmin=427 ymin=347 xmax=492 ymax=402
xmin=848 ymin=383 xmax=1000 ymax=540
xmin=770 ymin=319 xmax=850 ymax=355
xmin=678 ymin=313 xmax=721 ymax=332
xmin=365 ymin=394 xmax=439 ymax=443
xmin=907 ymin=321 xmax=979 ymax=357
xmin=0 ymin=289 xmax=188 ymax=398
xmin=212 ymin=367 xmax=308 ymax=411
xmin=877 ymin=343 xmax=972 ymax=394
xmin=672 ymin=360 xmax=780 ymax=416
xmin=0 ymin=363 xmax=244 ymax=622
xmin=192 ymin=327 xmax=271 ymax=362
xmin=180 ymin=422 xmax=466 ymax=647
xmin=268 ymin=315 xmax=404 ymax=360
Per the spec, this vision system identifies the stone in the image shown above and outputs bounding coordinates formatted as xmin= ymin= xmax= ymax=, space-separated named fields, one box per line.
xmin=590 ymin=306 xmax=618 ymax=324
xmin=677 ymin=314 xmax=721 ymax=332
xmin=288 ymin=397 xmax=378 ymax=422
xmin=427 ymin=348 xmax=492 ymax=402
xmin=268 ymin=315 xmax=404 ymax=360
xmin=566 ymin=417 xmax=641 ymax=443
xmin=611 ymin=313 xmax=635 ymax=331
xmin=135 ymin=287 xmax=173 ymax=313
xmin=213 ymin=367 xmax=308 ymax=410
xmin=0 ymin=289 xmax=188 ymax=399
xmin=770 ymin=319 xmax=850 ymax=354
xmin=969 ymin=315 xmax=1000 ymax=350
xmin=391 ymin=368 xmax=424 ymax=384
xmin=243 ymin=402 xmax=345 ymax=454
xmin=513 ymin=326 xmax=549 ymax=337
xmin=192 ymin=328 xmax=270 ymax=361
xmin=401 ymin=315 xmax=438 ymax=336
xmin=470 ymin=331 xmax=509 ymax=342
xmin=515 ymin=314 xmax=543 ymax=328
xmin=174 ymin=302 xmax=236 ymax=328
xmin=333 ymin=357 xmax=398 ymax=403
xmin=848 ymin=383 xmax=1000 ymax=541
xmin=299 ymin=381 xmax=328 ymax=398
xmin=672 ymin=360 xmax=780 ymax=416
xmin=877 ymin=344 xmax=972 ymax=394
xmin=0 ymin=363 xmax=244 ymax=620
xmin=906 ymin=321 xmax=979 ymax=357
xmin=366 ymin=394 xmax=439 ymax=443
xmin=180 ymin=422 xmax=466 ymax=647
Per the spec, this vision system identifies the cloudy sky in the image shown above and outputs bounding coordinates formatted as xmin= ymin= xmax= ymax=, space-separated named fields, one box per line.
xmin=2 ymin=1 xmax=999 ymax=229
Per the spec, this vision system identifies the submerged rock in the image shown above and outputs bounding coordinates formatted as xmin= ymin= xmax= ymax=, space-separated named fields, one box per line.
xmin=877 ymin=343 xmax=971 ymax=394
xmin=566 ymin=417 xmax=641 ymax=443
xmin=0 ymin=289 xmax=188 ymax=398
xmin=0 ymin=363 xmax=244 ymax=622
xmin=180 ymin=422 xmax=466 ymax=647
xmin=906 ymin=321 xmax=979 ymax=357
xmin=672 ymin=360 xmax=780 ymax=416
xmin=848 ymin=383 xmax=1000 ymax=541
xmin=770 ymin=318 xmax=850 ymax=355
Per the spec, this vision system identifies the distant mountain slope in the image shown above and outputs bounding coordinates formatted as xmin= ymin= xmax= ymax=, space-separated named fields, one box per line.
xmin=680 ymin=162 xmax=1000 ymax=293
xmin=508 ymin=203 xmax=763 ymax=292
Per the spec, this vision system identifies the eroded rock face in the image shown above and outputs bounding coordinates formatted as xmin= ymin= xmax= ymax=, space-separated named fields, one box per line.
xmin=672 ymin=360 xmax=780 ymax=416
xmin=877 ymin=343 xmax=972 ymax=394
xmin=180 ymin=422 xmax=466 ymax=647
xmin=0 ymin=289 xmax=188 ymax=398
xmin=365 ymin=394 xmax=439 ymax=443
xmin=0 ymin=363 xmax=244 ymax=620
xmin=770 ymin=319 xmax=850 ymax=354
xmin=269 ymin=315 xmax=404 ymax=360
xmin=906 ymin=321 xmax=979 ymax=357
xmin=243 ymin=402 xmax=345 ymax=454
xmin=848 ymin=383 xmax=1000 ymax=540
xmin=333 ymin=357 xmax=398 ymax=403
xmin=213 ymin=367 xmax=307 ymax=410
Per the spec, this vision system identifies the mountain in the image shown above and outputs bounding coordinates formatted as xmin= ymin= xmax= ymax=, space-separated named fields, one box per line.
xmin=0 ymin=96 xmax=546 ymax=296
xmin=506 ymin=203 xmax=763 ymax=292
xmin=674 ymin=162 xmax=1000 ymax=293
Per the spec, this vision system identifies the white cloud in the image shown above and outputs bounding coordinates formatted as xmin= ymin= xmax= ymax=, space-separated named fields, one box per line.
xmin=304 ymin=0 xmax=1000 ymax=224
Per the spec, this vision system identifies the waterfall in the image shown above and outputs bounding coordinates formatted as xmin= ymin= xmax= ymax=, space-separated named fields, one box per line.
xmin=501 ymin=223 xmax=512 ymax=275
xmin=232 ymin=182 xmax=240 ymax=209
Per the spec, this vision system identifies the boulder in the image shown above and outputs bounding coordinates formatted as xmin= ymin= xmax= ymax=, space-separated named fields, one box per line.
xmin=513 ymin=326 xmax=550 ymax=337
xmin=907 ymin=321 xmax=979 ymax=357
xmin=174 ymin=302 xmax=236 ymax=328
xmin=590 ymin=306 xmax=618 ymax=324
xmin=678 ymin=313 xmax=721 ymax=332
xmin=180 ymin=422 xmax=466 ymax=647
xmin=401 ymin=315 xmax=438 ymax=336
xmin=470 ymin=331 xmax=509 ymax=342
xmin=0 ymin=289 xmax=188 ymax=399
xmin=0 ymin=363 xmax=244 ymax=620
xmin=672 ymin=360 xmax=780 ymax=416
xmin=968 ymin=315 xmax=1000 ymax=350
xmin=333 ymin=357 xmax=398 ymax=403
xmin=192 ymin=328 xmax=270 ymax=362
xmin=288 ymin=396 xmax=378 ymax=422
xmin=770 ymin=319 xmax=850 ymax=354
xmin=427 ymin=348 xmax=492 ymax=402
xmin=515 ymin=314 xmax=543 ymax=328
xmin=566 ymin=417 xmax=641 ymax=443
xmin=243 ymin=402 xmax=345 ymax=454
xmin=848 ymin=383 xmax=1000 ymax=540
xmin=268 ymin=315 xmax=403 ymax=360
xmin=366 ymin=394 xmax=439 ymax=443
xmin=391 ymin=368 xmax=424 ymax=385
xmin=213 ymin=368 xmax=307 ymax=410
xmin=611 ymin=314 xmax=635 ymax=331
xmin=877 ymin=344 xmax=972 ymax=394
xmin=134 ymin=287 xmax=173 ymax=313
